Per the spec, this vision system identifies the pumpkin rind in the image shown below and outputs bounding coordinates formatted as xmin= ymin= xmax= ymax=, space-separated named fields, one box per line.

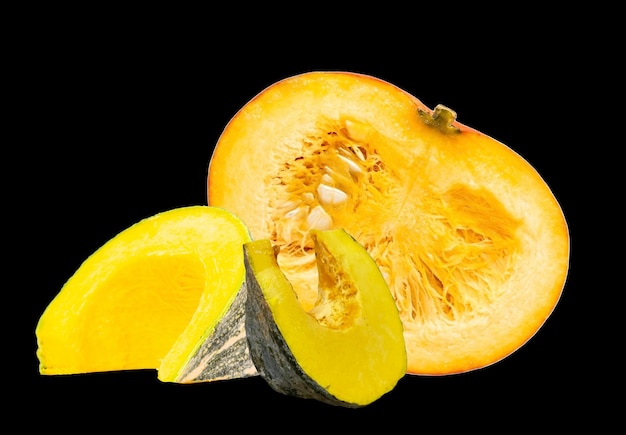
xmin=207 ymin=71 xmax=570 ymax=375
xmin=161 ymin=283 xmax=258 ymax=383
xmin=243 ymin=229 xmax=407 ymax=408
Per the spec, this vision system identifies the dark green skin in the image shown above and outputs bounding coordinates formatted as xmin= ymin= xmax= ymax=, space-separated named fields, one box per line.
xmin=243 ymin=248 xmax=362 ymax=408
xmin=177 ymin=284 xmax=257 ymax=383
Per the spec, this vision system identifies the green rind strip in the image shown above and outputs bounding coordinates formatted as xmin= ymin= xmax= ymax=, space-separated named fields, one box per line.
xmin=176 ymin=285 xmax=258 ymax=383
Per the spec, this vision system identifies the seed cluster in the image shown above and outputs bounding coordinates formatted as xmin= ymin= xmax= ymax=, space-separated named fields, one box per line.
xmin=268 ymin=120 xmax=520 ymax=328
xmin=308 ymin=237 xmax=360 ymax=329
xmin=268 ymin=123 xmax=392 ymax=311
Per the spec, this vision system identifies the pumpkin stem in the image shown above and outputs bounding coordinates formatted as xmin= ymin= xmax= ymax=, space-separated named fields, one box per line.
xmin=419 ymin=104 xmax=460 ymax=134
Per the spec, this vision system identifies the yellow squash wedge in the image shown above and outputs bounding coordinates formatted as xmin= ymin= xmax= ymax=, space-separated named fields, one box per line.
xmin=36 ymin=205 xmax=253 ymax=381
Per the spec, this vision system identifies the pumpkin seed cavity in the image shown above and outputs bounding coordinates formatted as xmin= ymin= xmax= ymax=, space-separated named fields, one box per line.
xmin=308 ymin=233 xmax=360 ymax=329
xmin=269 ymin=118 xmax=521 ymax=328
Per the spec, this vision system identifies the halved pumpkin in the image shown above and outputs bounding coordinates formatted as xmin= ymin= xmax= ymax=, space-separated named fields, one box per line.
xmin=207 ymin=71 xmax=570 ymax=375
xmin=36 ymin=205 xmax=253 ymax=380
xmin=243 ymin=229 xmax=406 ymax=407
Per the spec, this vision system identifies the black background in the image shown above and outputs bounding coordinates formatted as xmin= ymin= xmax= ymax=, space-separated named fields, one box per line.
xmin=15 ymin=5 xmax=599 ymax=431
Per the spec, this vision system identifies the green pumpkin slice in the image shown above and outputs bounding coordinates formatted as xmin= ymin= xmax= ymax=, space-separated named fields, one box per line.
xmin=244 ymin=228 xmax=407 ymax=407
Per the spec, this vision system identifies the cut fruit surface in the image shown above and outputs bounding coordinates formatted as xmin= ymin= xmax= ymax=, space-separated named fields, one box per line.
xmin=36 ymin=206 xmax=252 ymax=379
xmin=208 ymin=71 xmax=570 ymax=375
xmin=244 ymin=229 xmax=407 ymax=407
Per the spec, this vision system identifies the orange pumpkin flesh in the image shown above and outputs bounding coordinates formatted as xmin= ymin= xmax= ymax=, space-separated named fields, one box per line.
xmin=208 ymin=71 xmax=570 ymax=375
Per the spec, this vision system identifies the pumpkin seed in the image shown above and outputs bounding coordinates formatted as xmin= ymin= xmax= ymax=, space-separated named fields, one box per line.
xmin=317 ymin=184 xmax=348 ymax=206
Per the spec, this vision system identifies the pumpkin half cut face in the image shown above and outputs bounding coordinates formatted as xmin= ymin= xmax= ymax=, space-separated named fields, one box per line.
xmin=207 ymin=71 xmax=570 ymax=375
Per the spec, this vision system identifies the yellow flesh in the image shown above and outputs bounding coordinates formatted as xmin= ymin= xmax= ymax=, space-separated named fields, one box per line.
xmin=36 ymin=206 xmax=250 ymax=376
xmin=69 ymin=254 xmax=205 ymax=372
